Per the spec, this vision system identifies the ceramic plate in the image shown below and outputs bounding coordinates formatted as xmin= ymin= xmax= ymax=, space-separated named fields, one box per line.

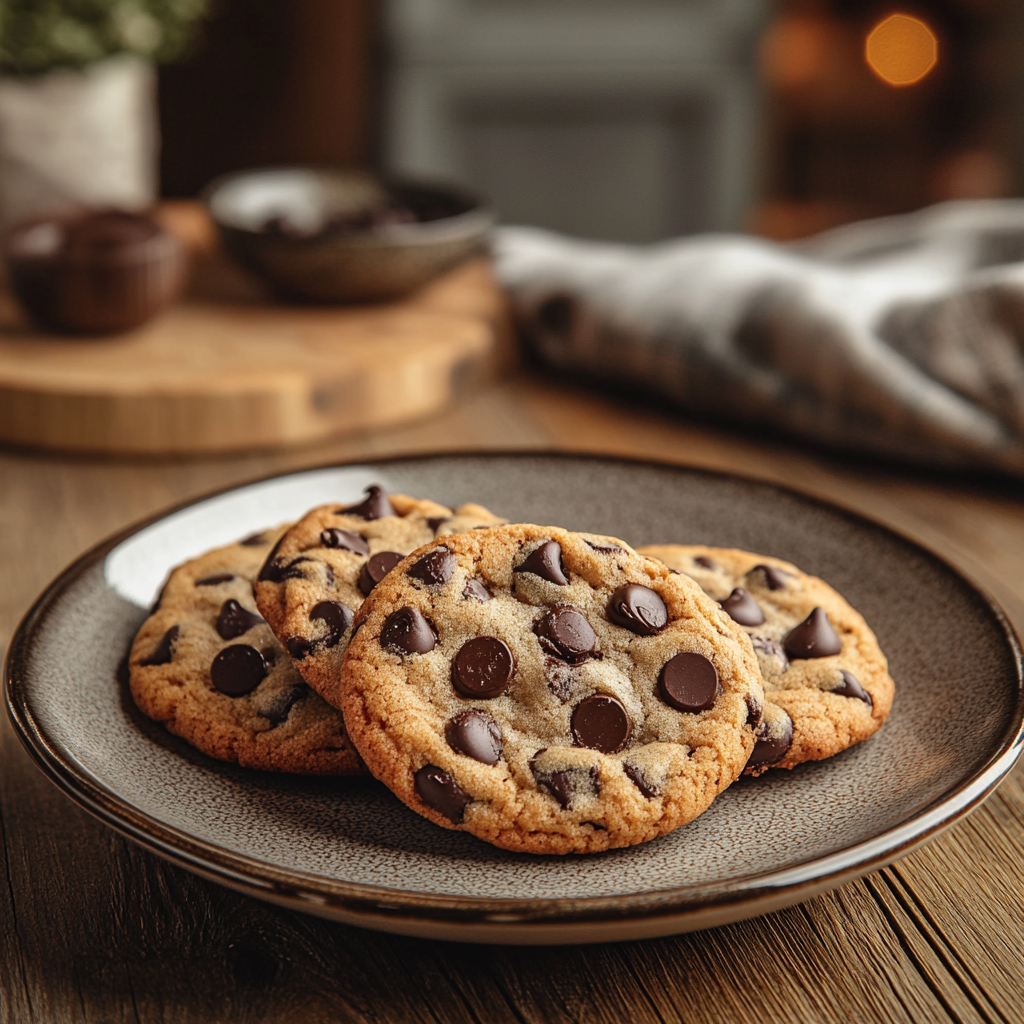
xmin=6 ymin=454 xmax=1024 ymax=944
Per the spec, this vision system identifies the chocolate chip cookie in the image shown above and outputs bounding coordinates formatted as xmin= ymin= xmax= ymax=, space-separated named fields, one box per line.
xmin=638 ymin=545 xmax=894 ymax=775
xmin=129 ymin=527 xmax=364 ymax=774
xmin=253 ymin=485 xmax=505 ymax=700
xmin=339 ymin=525 xmax=765 ymax=854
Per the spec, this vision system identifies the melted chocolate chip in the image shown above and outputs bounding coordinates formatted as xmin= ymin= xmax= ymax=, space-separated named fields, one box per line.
xmin=544 ymin=657 xmax=576 ymax=702
xmin=659 ymin=652 xmax=720 ymax=713
xmin=531 ymin=754 xmax=599 ymax=810
xmin=750 ymin=563 xmax=792 ymax=591
xmin=320 ymin=528 xmax=369 ymax=555
xmin=452 ymin=637 xmax=515 ymax=699
xmin=285 ymin=636 xmax=314 ymax=660
xmin=427 ymin=516 xmax=450 ymax=533
xmin=257 ymin=541 xmax=315 ymax=583
xmin=358 ymin=551 xmax=403 ymax=596
xmin=747 ymin=713 xmax=794 ymax=770
xmin=832 ymin=669 xmax=873 ymax=705
xmin=462 ymin=578 xmax=492 ymax=602
xmin=623 ymin=763 xmax=661 ymax=798
xmin=534 ymin=605 xmax=597 ymax=664
xmin=407 ymin=547 xmax=456 ymax=586
xmin=745 ymin=694 xmax=763 ymax=729
xmin=445 ymin=710 xmax=503 ymax=765
xmin=586 ymin=539 xmax=624 ymax=554
xmin=323 ymin=562 xmax=334 ymax=586
xmin=784 ymin=607 xmax=842 ymax=659
xmin=140 ymin=625 xmax=179 ymax=666
xmin=720 ymin=587 xmax=766 ymax=627
xmin=240 ymin=531 xmax=270 ymax=547
xmin=215 ymin=599 xmax=263 ymax=640
xmin=694 ymin=556 xmax=719 ymax=570
xmin=195 ymin=573 xmax=235 ymax=587
xmin=751 ymin=636 xmax=790 ymax=673
xmin=607 ymin=584 xmax=668 ymax=636
xmin=338 ymin=484 xmax=395 ymax=521
xmin=310 ymin=600 xmax=354 ymax=648
xmin=380 ymin=607 xmax=436 ymax=655
xmin=210 ymin=644 xmax=268 ymax=696
xmin=514 ymin=540 xmax=569 ymax=585
xmin=261 ymin=684 xmax=309 ymax=724
xmin=414 ymin=765 xmax=471 ymax=823
xmin=571 ymin=695 xmax=632 ymax=754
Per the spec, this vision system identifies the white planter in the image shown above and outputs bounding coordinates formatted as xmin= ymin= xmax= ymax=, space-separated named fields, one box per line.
xmin=0 ymin=55 xmax=156 ymax=232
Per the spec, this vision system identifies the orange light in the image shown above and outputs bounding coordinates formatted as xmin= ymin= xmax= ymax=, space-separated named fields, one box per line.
xmin=865 ymin=14 xmax=938 ymax=87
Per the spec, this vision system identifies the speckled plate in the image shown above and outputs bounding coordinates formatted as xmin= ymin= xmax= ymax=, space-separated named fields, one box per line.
xmin=7 ymin=454 xmax=1024 ymax=944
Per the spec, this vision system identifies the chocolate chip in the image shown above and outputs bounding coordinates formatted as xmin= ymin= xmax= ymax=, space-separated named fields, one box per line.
xmin=140 ymin=625 xmax=179 ymax=666
xmin=285 ymin=636 xmax=314 ymax=660
xmin=427 ymin=516 xmax=450 ymax=533
xmin=659 ymin=652 xmax=719 ymax=713
xmin=607 ymin=584 xmax=668 ymax=636
xmin=720 ymin=588 xmax=766 ymax=627
xmin=534 ymin=605 xmax=597 ymax=664
xmin=751 ymin=635 xmax=790 ymax=673
xmin=452 ymin=637 xmax=515 ymax=698
xmin=445 ymin=710 xmax=503 ymax=764
xmin=358 ymin=551 xmax=403 ymax=596
xmin=571 ymin=695 xmax=632 ymax=754
xmin=750 ymin=564 xmax=792 ymax=590
xmin=414 ymin=765 xmax=471 ymax=823
xmin=380 ymin=607 xmax=436 ymax=655
xmin=240 ymin=531 xmax=270 ymax=547
xmin=531 ymin=754 xmax=599 ymax=810
xmin=195 ymin=573 xmax=235 ymax=587
xmin=338 ymin=484 xmax=395 ymax=521
xmin=324 ymin=562 xmax=335 ymax=586
xmin=407 ymin=547 xmax=456 ymax=586
xmin=623 ymin=763 xmax=661 ymax=798
xmin=514 ymin=540 xmax=569 ymax=585
xmin=745 ymin=694 xmax=763 ymax=729
xmin=544 ymin=657 xmax=576 ymax=702
xmin=694 ymin=556 xmax=719 ymax=570
xmin=216 ymin=599 xmax=264 ymax=640
xmin=784 ymin=607 xmax=842 ymax=659
xmin=260 ymin=684 xmax=309 ymax=724
xmin=257 ymin=538 xmax=315 ymax=583
xmin=832 ymin=669 xmax=873 ymax=705
xmin=747 ymin=712 xmax=794 ymax=770
xmin=320 ymin=528 xmax=369 ymax=555
xmin=310 ymin=600 xmax=353 ymax=648
xmin=211 ymin=644 xmax=268 ymax=696
xmin=462 ymin=578 xmax=492 ymax=602
xmin=586 ymin=539 xmax=624 ymax=554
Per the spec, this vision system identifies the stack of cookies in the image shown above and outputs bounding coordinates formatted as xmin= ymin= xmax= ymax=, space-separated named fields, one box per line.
xmin=129 ymin=485 xmax=894 ymax=855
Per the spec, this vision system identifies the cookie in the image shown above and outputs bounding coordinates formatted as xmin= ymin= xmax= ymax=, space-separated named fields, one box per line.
xmin=638 ymin=545 xmax=894 ymax=775
xmin=338 ymin=524 xmax=765 ymax=855
xmin=253 ymin=484 xmax=505 ymax=699
xmin=129 ymin=527 xmax=364 ymax=774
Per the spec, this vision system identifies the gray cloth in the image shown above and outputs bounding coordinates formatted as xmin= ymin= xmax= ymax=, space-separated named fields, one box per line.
xmin=493 ymin=201 xmax=1024 ymax=475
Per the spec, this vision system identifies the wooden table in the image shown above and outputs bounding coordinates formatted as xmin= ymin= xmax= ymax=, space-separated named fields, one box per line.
xmin=3 ymin=371 xmax=1024 ymax=1022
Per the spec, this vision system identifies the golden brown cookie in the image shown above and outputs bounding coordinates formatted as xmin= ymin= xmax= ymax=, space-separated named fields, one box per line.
xmin=339 ymin=524 xmax=765 ymax=855
xmin=638 ymin=544 xmax=894 ymax=775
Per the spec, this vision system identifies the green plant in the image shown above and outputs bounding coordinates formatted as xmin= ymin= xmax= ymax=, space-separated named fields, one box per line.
xmin=0 ymin=0 xmax=209 ymax=75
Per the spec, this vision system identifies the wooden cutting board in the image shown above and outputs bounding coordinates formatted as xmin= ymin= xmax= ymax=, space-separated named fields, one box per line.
xmin=0 ymin=210 xmax=513 ymax=455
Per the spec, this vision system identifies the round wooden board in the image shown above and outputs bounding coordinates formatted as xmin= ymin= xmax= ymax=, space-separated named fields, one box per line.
xmin=0 ymin=247 xmax=511 ymax=456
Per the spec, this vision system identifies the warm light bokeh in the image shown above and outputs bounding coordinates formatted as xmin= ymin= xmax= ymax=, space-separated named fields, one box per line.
xmin=865 ymin=14 xmax=938 ymax=87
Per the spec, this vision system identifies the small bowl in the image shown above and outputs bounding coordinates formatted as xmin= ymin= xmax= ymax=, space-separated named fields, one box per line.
xmin=203 ymin=167 xmax=494 ymax=303
xmin=7 ymin=210 xmax=185 ymax=334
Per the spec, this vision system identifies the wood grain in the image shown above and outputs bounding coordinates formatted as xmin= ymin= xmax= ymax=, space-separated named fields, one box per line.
xmin=3 ymin=372 xmax=1024 ymax=1023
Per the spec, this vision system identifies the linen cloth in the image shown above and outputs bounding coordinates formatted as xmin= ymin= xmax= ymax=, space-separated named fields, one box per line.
xmin=493 ymin=202 xmax=1024 ymax=475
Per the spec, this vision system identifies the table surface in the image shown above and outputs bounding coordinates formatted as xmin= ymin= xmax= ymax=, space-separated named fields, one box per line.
xmin=3 ymin=370 xmax=1024 ymax=1023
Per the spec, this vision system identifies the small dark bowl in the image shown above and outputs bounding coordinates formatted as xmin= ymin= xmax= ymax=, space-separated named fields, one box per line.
xmin=7 ymin=210 xmax=185 ymax=334
xmin=203 ymin=167 xmax=494 ymax=303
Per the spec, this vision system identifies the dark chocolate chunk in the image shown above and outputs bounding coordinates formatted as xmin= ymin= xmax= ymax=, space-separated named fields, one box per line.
xmin=452 ymin=637 xmax=515 ymax=699
xmin=747 ymin=713 xmax=794 ymax=770
xmin=320 ymin=528 xmax=369 ymax=555
xmin=607 ymin=583 xmax=668 ymax=636
xmin=749 ymin=563 xmax=792 ymax=591
xmin=623 ymin=763 xmax=661 ymax=798
xmin=195 ymin=573 xmax=235 ymax=587
xmin=427 ymin=516 xmax=450 ymax=533
xmin=571 ymin=695 xmax=632 ymax=754
xmin=407 ymin=547 xmax=457 ymax=586
xmin=210 ymin=644 xmax=268 ymax=696
xmin=462 ymin=577 xmax=492 ymax=602
xmin=413 ymin=765 xmax=471 ymax=823
xmin=720 ymin=587 xmax=766 ymax=627
xmin=514 ymin=540 xmax=569 ymax=585
xmin=257 ymin=539 xmax=316 ymax=583
xmin=531 ymin=754 xmax=599 ymax=810
xmin=140 ymin=625 xmax=179 ymax=666
xmin=784 ymin=607 xmax=842 ymax=659
xmin=240 ymin=531 xmax=270 ymax=547
xmin=745 ymin=694 xmax=763 ymax=729
xmin=586 ymin=539 xmax=624 ymax=554
xmin=380 ymin=607 xmax=436 ymax=655
xmin=445 ymin=710 xmax=503 ymax=765
xmin=751 ymin=635 xmax=790 ymax=673
xmin=694 ymin=556 xmax=719 ymax=570
xmin=544 ymin=657 xmax=576 ymax=702
xmin=534 ymin=605 xmax=597 ymax=664
xmin=215 ymin=599 xmax=263 ymax=640
xmin=285 ymin=636 xmax=314 ymax=660
xmin=310 ymin=600 xmax=354 ymax=648
xmin=358 ymin=551 xmax=403 ymax=596
xmin=338 ymin=484 xmax=395 ymax=521
xmin=659 ymin=652 xmax=720 ymax=713
xmin=260 ymin=684 xmax=309 ymax=724
xmin=832 ymin=669 xmax=873 ymax=705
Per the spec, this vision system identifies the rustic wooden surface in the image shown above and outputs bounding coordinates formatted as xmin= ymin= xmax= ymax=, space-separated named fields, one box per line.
xmin=3 ymin=372 xmax=1024 ymax=1022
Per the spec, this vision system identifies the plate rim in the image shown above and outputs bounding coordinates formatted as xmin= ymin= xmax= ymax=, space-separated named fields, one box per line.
xmin=6 ymin=449 xmax=1024 ymax=940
